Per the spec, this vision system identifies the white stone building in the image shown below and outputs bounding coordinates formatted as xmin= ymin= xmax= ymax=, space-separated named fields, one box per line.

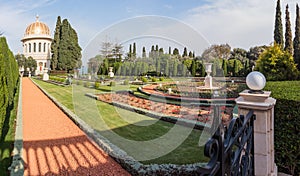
xmin=21 ymin=16 xmax=52 ymax=75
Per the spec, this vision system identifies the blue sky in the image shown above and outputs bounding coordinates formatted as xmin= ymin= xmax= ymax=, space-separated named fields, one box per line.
xmin=0 ymin=0 xmax=299 ymax=57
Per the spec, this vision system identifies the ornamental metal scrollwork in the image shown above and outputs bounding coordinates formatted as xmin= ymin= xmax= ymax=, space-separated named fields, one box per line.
xmin=202 ymin=109 xmax=255 ymax=176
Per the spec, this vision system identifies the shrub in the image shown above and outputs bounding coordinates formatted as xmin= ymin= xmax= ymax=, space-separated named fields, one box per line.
xmin=59 ymin=78 xmax=65 ymax=83
xmin=84 ymin=81 xmax=90 ymax=88
xmin=256 ymin=44 xmax=299 ymax=81
xmin=124 ymin=80 xmax=129 ymax=85
xmin=110 ymin=81 xmax=116 ymax=86
xmin=95 ymin=82 xmax=100 ymax=89
xmin=76 ymin=80 xmax=82 ymax=85
xmin=151 ymin=77 xmax=157 ymax=82
xmin=141 ymin=77 xmax=148 ymax=83
xmin=159 ymin=77 xmax=164 ymax=81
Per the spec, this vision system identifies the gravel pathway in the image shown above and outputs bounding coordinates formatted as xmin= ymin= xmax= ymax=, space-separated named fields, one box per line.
xmin=22 ymin=78 xmax=130 ymax=176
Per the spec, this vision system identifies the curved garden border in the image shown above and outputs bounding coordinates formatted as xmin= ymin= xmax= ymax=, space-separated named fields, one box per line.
xmin=138 ymin=84 xmax=236 ymax=104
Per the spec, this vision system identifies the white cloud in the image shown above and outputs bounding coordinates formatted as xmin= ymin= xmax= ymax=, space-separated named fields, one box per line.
xmin=183 ymin=0 xmax=298 ymax=50
xmin=0 ymin=0 xmax=57 ymax=53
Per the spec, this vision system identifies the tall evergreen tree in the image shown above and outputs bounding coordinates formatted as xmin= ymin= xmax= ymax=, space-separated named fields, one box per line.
xmin=173 ymin=60 xmax=178 ymax=76
xmin=274 ymin=0 xmax=284 ymax=46
xmin=182 ymin=47 xmax=188 ymax=57
xmin=128 ymin=44 xmax=132 ymax=58
xmin=168 ymin=47 xmax=171 ymax=55
xmin=222 ymin=59 xmax=228 ymax=76
xmin=57 ymin=19 xmax=82 ymax=71
xmin=50 ymin=16 xmax=61 ymax=70
xmin=165 ymin=60 xmax=169 ymax=76
xmin=233 ymin=59 xmax=239 ymax=77
xmin=188 ymin=51 xmax=193 ymax=58
xmin=294 ymin=4 xmax=300 ymax=69
xmin=182 ymin=63 xmax=187 ymax=77
xmin=173 ymin=48 xmax=179 ymax=55
xmin=142 ymin=46 xmax=146 ymax=58
xmin=133 ymin=42 xmax=136 ymax=58
xmin=285 ymin=4 xmax=293 ymax=54
xmin=191 ymin=59 xmax=196 ymax=77
xmin=159 ymin=48 xmax=164 ymax=56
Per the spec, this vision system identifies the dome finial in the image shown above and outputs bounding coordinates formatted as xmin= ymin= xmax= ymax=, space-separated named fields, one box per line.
xmin=36 ymin=14 xmax=39 ymax=21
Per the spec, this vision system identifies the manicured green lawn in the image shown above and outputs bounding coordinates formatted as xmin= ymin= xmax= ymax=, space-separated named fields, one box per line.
xmin=33 ymin=79 xmax=209 ymax=165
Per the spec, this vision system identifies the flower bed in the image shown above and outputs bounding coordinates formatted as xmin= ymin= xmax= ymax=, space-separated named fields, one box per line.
xmin=96 ymin=92 xmax=233 ymax=125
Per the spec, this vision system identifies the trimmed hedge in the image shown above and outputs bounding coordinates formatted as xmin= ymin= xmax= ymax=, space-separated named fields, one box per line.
xmin=110 ymin=81 xmax=116 ymax=87
xmin=265 ymin=81 xmax=300 ymax=175
xmin=0 ymin=37 xmax=19 ymax=135
xmin=123 ymin=80 xmax=129 ymax=85
xmin=141 ymin=77 xmax=148 ymax=83
xmin=0 ymin=37 xmax=19 ymax=173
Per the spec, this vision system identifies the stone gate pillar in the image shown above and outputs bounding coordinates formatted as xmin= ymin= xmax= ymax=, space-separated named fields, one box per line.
xmin=235 ymin=71 xmax=277 ymax=176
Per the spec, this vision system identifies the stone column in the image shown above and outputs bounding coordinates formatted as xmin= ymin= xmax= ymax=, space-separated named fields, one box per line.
xmin=235 ymin=90 xmax=277 ymax=176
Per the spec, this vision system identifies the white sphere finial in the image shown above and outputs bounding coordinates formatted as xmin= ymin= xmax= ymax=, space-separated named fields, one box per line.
xmin=246 ymin=71 xmax=266 ymax=92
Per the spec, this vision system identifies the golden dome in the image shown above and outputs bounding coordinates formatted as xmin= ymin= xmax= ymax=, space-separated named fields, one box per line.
xmin=24 ymin=16 xmax=50 ymax=36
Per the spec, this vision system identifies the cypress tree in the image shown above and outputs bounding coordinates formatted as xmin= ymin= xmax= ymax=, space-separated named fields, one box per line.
xmin=128 ymin=44 xmax=132 ymax=58
xmin=51 ymin=16 xmax=61 ymax=70
xmin=165 ymin=60 xmax=169 ymax=76
xmin=0 ymin=37 xmax=19 ymax=130
xmin=57 ymin=19 xmax=82 ymax=71
xmin=159 ymin=48 xmax=164 ymax=56
xmin=274 ymin=0 xmax=284 ymax=46
xmin=156 ymin=59 xmax=161 ymax=73
xmin=182 ymin=47 xmax=188 ymax=57
xmin=285 ymin=4 xmax=293 ymax=55
xmin=191 ymin=59 xmax=196 ymax=77
xmin=294 ymin=4 xmax=300 ymax=69
xmin=182 ymin=63 xmax=187 ymax=77
xmin=233 ymin=59 xmax=238 ymax=76
xmin=173 ymin=60 xmax=178 ymax=76
xmin=188 ymin=51 xmax=193 ymax=58
xmin=142 ymin=47 xmax=146 ymax=58
xmin=151 ymin=45 xmax=155 ymax=52
xmin=133 ymin=42 xmax=136 ymax=58
xmin=222 ymin=59 xmax=228 ymax=76
xmin=168 ymin=47 xmax=171 ymax=55
xmin=173 ymin=48 xmax=179 ymax=55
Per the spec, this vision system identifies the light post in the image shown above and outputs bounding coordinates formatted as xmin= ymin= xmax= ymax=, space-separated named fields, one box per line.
xmin=236 ymin=71 xmax=277 ymax=175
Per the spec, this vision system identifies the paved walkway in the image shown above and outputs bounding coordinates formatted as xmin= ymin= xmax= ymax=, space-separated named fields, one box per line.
xmin=21 ymin=78 xmax=130 ymax=175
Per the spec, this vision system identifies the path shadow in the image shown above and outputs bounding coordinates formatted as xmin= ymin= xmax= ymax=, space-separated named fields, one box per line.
xmin=17 ymin=135 xmax=129 ymax=176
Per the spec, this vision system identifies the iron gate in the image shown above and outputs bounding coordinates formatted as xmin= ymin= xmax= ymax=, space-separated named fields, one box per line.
xmin=198 ymin=110 xmax=256 ymax=176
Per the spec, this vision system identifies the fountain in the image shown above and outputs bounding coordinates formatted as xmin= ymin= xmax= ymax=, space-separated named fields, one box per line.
xmin=197 ymin=63 xmax=220 ymax=90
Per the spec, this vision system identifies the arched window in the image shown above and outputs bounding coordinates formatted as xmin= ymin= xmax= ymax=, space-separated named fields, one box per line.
xmin=44 ymin=43 xmax=46 ymax=52
xmin=29 ymin=43 xmax=31 ymax=53
xmin=39 ymin=43 xmax=41 ymax=52
xmin=25 ymin=44 xmax=27 ymax=53
xmin=33 ymin=43 xmax=36 ymax=52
